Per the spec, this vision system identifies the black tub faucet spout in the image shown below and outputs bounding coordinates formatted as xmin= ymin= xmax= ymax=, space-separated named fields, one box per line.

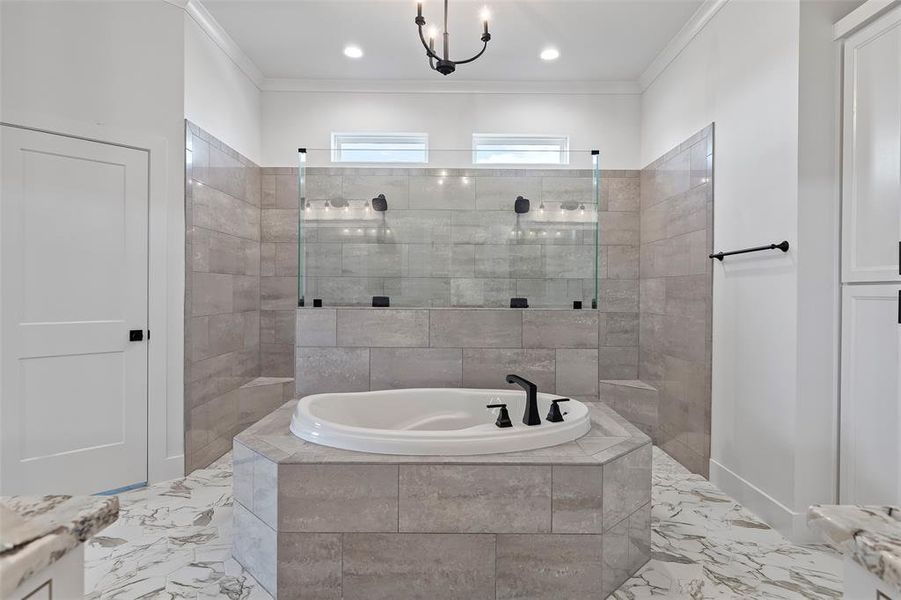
xmin=505 ymin=374 xmax=541 ymax=426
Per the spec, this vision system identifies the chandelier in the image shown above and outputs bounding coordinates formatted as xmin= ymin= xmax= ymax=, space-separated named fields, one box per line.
xmin=415 ymin=0 xmax=491 ymax=76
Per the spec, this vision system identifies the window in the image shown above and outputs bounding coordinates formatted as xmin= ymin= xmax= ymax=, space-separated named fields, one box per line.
xmin=331 ymin=132 xmax=429 ymax=164
xmin=472 ymin=134 xmax=569 ymax=165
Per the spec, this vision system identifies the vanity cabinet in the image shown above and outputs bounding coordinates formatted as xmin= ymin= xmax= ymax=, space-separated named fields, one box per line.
xmin=839 ymin=6 xmax=901 ymax=505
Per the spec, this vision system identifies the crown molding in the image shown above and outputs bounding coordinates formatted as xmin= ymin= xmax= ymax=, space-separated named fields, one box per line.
xmin=833 ymin=0 xmax=899 ymax=39
xmin=260 ymin=78 xmax=641 ymax=95
xmin=180 ymin=0 xmax=265 ymax=88
xmin=638 ymin=0 xmax=729 ymax=92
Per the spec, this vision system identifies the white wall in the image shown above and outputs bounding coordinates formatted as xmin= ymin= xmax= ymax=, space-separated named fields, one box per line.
xmin=184 ymin=11 xmax=262 ymax=164
xmin=1 ymin=0 xmax=186 ymax=482
xmin=640 ymin=0 xmax=858 ymax=541
xmin=262 ymin=90 xmax=641 ymax=169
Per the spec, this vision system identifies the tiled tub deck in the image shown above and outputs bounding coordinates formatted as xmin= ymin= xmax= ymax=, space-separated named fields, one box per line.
xmin=232 ymin=400 xmax=652 ymax=599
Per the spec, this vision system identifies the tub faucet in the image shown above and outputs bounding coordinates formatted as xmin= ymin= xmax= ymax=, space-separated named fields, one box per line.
xmin=505 ymin=374 xmax=541 ymax=426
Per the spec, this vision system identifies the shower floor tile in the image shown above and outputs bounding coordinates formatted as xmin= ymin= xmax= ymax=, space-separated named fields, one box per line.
xmin=84 ymin=446 xmax=842 ymax=600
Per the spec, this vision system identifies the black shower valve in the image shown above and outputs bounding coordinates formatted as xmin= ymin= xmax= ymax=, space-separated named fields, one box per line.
xmin=486 ymin=403 xmax=513 ymax=428
xmin=546 ymin=398 xmax=570 ymax=423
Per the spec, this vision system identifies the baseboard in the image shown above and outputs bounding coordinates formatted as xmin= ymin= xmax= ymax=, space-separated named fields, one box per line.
xmin=709 ymin=458 xmax=820 ymax=544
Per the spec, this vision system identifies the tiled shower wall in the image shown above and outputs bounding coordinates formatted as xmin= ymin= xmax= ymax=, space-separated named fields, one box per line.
xmin=638 ymin=125 xmax=714 ymax=475
xmin=295 ymin=308 xmax=604 ymax=401
xmin=265 ymin=167 xmax=642 ymax=381
xmin=185 ymin=122 xmax=262 ymax=473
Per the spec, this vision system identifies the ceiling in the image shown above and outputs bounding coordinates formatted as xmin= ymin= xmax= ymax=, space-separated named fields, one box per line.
xmin=201 ymin=0 xmax=705 ymax=82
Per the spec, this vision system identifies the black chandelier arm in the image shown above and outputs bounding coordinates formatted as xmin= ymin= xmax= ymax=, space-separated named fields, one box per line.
xmin=453 ymin=39 xmax=490 ymax=65
xmin=416 ymin=24 xmax=443 ymax=61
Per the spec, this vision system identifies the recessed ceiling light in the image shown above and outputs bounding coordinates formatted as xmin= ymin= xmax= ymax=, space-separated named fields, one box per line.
xmin=343 ymin=45 xmax=363 ymax=59
xmin=540 ymin=47 xmax=560 ymax=61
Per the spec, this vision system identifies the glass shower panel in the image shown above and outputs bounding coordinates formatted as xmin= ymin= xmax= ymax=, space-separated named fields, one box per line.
xmin=297 ymin=148 xmax=600 ymax=308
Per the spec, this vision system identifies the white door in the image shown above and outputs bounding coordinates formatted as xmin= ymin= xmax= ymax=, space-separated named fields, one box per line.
xmin=840 ymin=284 xmax=901 ymax=503
xmin=841 ymin=6 xmax=901 ymax=283
xmin=1 ymin=125 xmax=149 ymax=495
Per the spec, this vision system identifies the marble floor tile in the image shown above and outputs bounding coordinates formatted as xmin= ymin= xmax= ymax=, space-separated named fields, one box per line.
xmin=85 ymin=446 xmax=843 ymax=600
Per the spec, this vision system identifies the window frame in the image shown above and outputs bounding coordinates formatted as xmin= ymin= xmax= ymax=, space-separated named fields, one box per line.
xmin=330 ymin=132 xmax=430 ymax=164
xmin=471 ymin=133 xmax=571 ymax=166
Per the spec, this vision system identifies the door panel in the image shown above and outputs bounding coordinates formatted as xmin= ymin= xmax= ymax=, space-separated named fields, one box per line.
xmin=841 ymin=7 xmax=901 ymax=282
xmin=840 ymin=284 xmax=901 ymax=503
xmin=1 ymin=125 xmax=149 ymax=495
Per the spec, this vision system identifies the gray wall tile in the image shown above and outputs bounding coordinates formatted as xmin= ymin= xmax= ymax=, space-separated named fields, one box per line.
xmin=370 ymin=348 xmax=462 ymax=390
xmin=337 ymin=309 xmax=429 ymax=347
xmin=475 ymin=176 xmax=541 ymax=211
xmin=463 ymin=348 xmax=556 ymax=392
xmin=295 ymin=347 xmax=369 ymax=396
xmin=555 ymin=349 xmax=599 ymax=397
xmin=522 ymin=310 xmax=598 ymax=349
xmin=343 ymin=174 xmax=410 ymax=208
xmin=603 ymin=312 xmax=639 ymax=347
xmin=430 ymin=309 xmax=521 ymax=348
xmin=450 ymin=278 xmax=516 ymax=307
xmin=296 ymin=308 xmax=337 ymax=347
xmin=409 ymin=175 xmax=475 ymax=210
xmin=597 ymin=346 xmax=638 ymax=380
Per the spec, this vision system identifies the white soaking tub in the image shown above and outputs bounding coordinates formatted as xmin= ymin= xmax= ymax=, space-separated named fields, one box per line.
xmin=290 ymin=388 xmax=592 ymax=455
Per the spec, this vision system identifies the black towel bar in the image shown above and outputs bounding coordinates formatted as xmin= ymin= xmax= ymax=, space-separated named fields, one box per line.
xmin=709 ymin=240 xmax=789 ymax=261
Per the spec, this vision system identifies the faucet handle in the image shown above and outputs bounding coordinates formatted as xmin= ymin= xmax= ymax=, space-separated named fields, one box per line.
xmin=546 ymin=398 xmax=570 ymax=423
xmin=486 ymin=404 xmax=513 ymax=428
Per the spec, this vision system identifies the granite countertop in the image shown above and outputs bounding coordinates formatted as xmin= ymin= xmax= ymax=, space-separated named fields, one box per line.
xmin=808 ymin=504 xmax=901 ymax=592
xmin=0 ymin=495 xmax=119 ymax=597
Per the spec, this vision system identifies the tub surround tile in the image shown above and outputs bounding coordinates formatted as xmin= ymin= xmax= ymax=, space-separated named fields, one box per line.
xmin=343 ymin=533 xmax=495 ymax=600
xmin=603 ymin=443 xmax=652 ymax=530
xmin=277 ymin=533 xmax=342 ymax=600
xmin=278 ymin=465 xmax=398 ymax=532
xmin=496 ymin=533 xmax=604 ymax=600
xmin=628 ymin=502 xmax=652 ymax=573
xmin=233 ymin=501 xmax=277 ymax=595
xmin=551 ymin=465 xmax=604 ymax=533
xmin=602 ymin=517 xmax=631 ymax=597
xmin=399 ymin=465 xmax=552 ymax=533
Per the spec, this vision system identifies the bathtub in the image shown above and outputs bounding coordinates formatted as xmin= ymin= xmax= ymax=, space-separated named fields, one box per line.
xmin=289 ymin=388 xmax=591 ymax=455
